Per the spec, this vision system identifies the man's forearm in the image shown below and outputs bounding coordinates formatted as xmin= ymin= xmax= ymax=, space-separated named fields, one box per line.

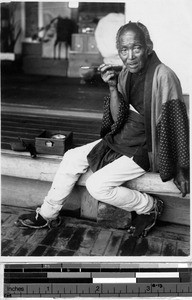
xmin=109 ymin=86 xmax=120 ymax=122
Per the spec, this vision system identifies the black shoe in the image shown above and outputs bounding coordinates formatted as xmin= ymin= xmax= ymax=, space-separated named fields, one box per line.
xmin=127 ymin=198 xmax=164 ymax=237
xmin=15 ymin=208 xmax=61 ymax=229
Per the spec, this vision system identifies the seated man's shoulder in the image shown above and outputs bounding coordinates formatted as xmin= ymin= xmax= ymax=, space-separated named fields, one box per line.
xmin=156 ymin=63 xmax=180 ymax=85
xmin=157 ymin=63 xmax=177 ymax=78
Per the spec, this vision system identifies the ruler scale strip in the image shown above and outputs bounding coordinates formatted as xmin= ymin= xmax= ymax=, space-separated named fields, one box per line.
xmin=4 ymin=263 xmax=192 ymax=297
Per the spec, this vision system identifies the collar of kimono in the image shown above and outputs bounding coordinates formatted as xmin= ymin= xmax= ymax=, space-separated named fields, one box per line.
xmin=143 ymin=51 xmax=161 ymax=152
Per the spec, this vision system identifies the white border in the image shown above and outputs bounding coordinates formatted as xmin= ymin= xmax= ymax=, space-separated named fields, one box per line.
xmin=1 ymin=0 xmax=191 ymax=269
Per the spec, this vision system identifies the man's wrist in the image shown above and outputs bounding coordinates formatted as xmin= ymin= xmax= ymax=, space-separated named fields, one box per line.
xmin=109 ymin=85 xmax=117 ymax=92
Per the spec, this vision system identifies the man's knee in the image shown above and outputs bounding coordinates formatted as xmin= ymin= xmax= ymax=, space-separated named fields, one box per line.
xmin=86 ymin=174 xmax=105 ymax=200
xmin=62 ymin=147 xmax=83 ymax=164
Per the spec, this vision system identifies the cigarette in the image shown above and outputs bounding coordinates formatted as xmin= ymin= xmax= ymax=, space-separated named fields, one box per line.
xmin=80 ymin=66 xmax=99 ymax=70
xmin=80 ymin=65 xmax=122 ymax=72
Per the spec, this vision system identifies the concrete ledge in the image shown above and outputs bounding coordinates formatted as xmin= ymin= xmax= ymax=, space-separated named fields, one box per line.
xmin=1 ymin=175 xmax=82 ymax=213
xmin=1 ymin=149 xmax=190 ymax=226
xmin=1 ymin=149 xmax=187 ymax=197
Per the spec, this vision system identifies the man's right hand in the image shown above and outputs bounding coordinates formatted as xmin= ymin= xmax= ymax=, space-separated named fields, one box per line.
xmin=173 ymin=167 xmax=190 ymax=197
xmin=98 ymin=64 xmax=118 ymax=87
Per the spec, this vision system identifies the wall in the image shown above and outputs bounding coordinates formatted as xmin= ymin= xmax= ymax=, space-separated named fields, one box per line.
xmin=125 ymin=0 xmax=192 ymax=95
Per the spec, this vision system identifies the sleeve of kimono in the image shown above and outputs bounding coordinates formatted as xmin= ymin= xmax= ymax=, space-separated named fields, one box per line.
xmin=100 ymin=93 xmax=129 ymax=137
xmin=100 ymin=95 xmax=114 ymax=137
xmin=156 ymin=67 xmax=189 ymax=181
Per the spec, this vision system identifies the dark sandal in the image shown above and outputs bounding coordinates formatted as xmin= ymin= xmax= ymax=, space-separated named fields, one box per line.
xmin=15 ymin=208 xmax=61 ymax=229
xmin=127 ymin=198 xmax=164 ymax=237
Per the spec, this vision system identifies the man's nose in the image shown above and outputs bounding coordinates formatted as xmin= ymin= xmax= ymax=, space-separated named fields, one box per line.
xmin=128 ymin=49 xmax=134 ymax=60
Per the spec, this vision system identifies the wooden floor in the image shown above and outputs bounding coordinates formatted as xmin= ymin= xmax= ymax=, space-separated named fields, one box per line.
xmin=1 ymin=72 xmax=106 ymax=113
xmin=1 ymin=205 xmax=190 ymax=257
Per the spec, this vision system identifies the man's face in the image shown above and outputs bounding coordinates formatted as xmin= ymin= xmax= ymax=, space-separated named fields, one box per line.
xmin=118 ymin=30 xmax=148 ymax=73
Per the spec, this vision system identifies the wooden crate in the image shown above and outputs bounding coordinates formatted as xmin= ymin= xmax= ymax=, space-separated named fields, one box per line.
xmin=35 ymin=130 xmax=73 ymax=155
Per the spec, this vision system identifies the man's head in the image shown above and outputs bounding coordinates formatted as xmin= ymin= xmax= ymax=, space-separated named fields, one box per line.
xmin=116 ymin=22 xmax=153 ymax=73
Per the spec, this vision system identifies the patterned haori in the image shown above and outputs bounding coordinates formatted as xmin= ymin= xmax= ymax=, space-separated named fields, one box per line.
xmin=157 ymin=99 xmax=189 ymax=181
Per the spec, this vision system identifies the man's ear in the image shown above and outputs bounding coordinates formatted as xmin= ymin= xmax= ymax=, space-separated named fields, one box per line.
xmin=147 ymin=47 xmax=153 ymax=55
xmin=145 ymin=49 xmax=150 ymax=57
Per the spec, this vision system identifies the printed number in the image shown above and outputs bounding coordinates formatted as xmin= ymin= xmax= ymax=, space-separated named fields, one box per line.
xmin=146 ymin=285 xmax=151 ymax=292
xmin=95 ymin=286 xmax=100 ymax=293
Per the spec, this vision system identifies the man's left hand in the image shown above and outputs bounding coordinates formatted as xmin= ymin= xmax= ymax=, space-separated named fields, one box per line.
xmin=174 ymin=168 xmax=190 ymax=197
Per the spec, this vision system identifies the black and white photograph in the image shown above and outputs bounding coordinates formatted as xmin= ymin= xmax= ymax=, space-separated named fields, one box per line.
xmin=1 ymin=0 xmax=191 ymax=258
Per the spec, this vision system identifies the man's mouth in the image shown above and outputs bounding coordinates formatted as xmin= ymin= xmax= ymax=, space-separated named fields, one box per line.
xmin=128 ymin=63 xmax=138 ymax=69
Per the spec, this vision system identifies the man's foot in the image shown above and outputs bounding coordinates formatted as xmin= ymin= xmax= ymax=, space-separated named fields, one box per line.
xmin=15 ymin=208 xmax=61 ymax=229
xmin=127 ymin=198 xmax=164 ymax=237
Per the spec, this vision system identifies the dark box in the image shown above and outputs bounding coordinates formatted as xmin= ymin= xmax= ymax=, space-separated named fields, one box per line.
xmin=35 ymin=130 xmax=73 ymax=155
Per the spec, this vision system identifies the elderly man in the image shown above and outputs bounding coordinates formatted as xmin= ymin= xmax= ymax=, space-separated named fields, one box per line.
xmin=17 ymin=22 xmax=189 ymax=237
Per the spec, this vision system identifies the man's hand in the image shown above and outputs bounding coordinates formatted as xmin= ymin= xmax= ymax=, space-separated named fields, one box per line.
xmin=98 ymin=64 xmax=118 ymax=87
xmin=174 ymin=168 xmax=190 ymax=197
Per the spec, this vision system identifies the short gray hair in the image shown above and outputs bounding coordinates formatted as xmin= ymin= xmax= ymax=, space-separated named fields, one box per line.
xmin=116 ymin=21 xmax=153 ymax=54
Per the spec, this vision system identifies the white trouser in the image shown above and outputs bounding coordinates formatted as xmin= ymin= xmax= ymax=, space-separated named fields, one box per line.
xmin=40 ymin=139 xmax=154 ymax=220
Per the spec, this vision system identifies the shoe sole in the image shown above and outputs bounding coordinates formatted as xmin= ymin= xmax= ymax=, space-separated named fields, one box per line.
xmin=15 ymin=219 xmax=48 ymax=229
xmin=127 ymin=199 xmax=164 ymax=237
xmin=143 ymin=199 xmax=164 ymax=236
xmin=15 ymin=217 xmax=62 ymax=229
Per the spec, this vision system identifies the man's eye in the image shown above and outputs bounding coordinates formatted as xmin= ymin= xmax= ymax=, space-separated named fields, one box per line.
xmin=134 ymin=46 xmax=142 ymax=52
xmin=120 ymin=48 xmax=128 ymax=55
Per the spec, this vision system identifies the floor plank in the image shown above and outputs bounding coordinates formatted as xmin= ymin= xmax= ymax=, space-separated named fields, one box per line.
xmin=176 ymin=241 xmax=190 ymax=256
xmin=90 ymin=230 xmax=112 ymax=256
xmin=1 ymin=213 xmax=10 ymax=224
xmin=104 ymin=231 xmax=124 ymax=256
xmin=144 ymin=236 xmax=163 ymax=256
xmin=161 ymin=239 xmax=177 ymax=256
xmin=75 ymin=227 xmax=100 ymax=256
xmin=117 ymin=234 xmax=138 ymax=256
xmin=51 ymin=225 xmax=77 ymax=251
xmin=65 ymin=227 xmax=87 ymax=252
xmin=1 ymin=214 xmax=27 ymax=239
xmin=15 ymin=228 xmax=50 ymax=256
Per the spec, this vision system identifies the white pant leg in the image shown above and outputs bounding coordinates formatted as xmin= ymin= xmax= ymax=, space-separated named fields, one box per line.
xmin=86 ymin=155 xmax=153 ymax=215
xmin=40 ymin=139 xmax=101 ymax=219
